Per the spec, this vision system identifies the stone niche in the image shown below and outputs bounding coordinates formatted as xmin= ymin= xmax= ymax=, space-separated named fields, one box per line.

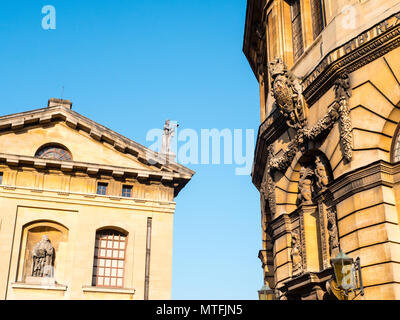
xmin=19 ymin=221 xmax=69 ymax=285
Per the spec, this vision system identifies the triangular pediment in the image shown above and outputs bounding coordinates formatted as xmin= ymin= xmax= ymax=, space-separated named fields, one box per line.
xmin=0 ymin=104 xmax=194 ymax=178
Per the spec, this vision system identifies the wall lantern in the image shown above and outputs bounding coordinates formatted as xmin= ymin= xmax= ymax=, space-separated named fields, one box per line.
xmin=258 ymin=284 xmax=275 ymax=300
xmin=330 ymin=250 xmax=364 ymax=299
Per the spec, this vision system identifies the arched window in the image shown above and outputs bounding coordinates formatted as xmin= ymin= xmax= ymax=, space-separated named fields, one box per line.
xmin=92 ymin=229 xmax=127 ymax=288
xmin=35 ymin=144 xmax=72 ymax=161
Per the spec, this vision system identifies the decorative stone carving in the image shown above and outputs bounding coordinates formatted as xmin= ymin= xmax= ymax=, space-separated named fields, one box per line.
xmin=327 ymin=208 xmax=340 ymax=258
xmin=262 ymin=145 xmax=277 ymax=216
xmin=268 ymin=58 xmax=307 ymax=130
xmin=267 ymin=61 xmax=353 ymax=174
xmin=315 ymin=156 xmax=329 ymax=191
xmin=31 ymin=235 xmax=55 ymax=278
xmin=334 ymin=73 xmax=353 ymax=162
xmin=298 ymin=167 xmax=314 ymax=204
xmin=290 ymin=230 xmax=303 ymax=277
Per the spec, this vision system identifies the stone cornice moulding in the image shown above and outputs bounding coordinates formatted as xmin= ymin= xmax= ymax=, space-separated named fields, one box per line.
xmin=266 ymin=161 xmax=400 ymax=239
xmin=0 ymin=152 xmax=192 ymax=197
xmin=329 ymin=161 xmax=395 ymax=205
xmin=0 ymin=105 xmax=195 ymax=178
xmin=302 ymin=11 xmax=400 ymax=106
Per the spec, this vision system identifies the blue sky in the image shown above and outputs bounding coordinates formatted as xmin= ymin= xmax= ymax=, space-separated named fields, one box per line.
xmin=0 ymin=0 xmax=261 ymax=299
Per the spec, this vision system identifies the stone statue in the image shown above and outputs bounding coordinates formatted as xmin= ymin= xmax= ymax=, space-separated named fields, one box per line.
xmin=315 ymin=156 xmax=329 ymax=191
xmin=32 ymin=235 xmax=54 ymax=278
xmin=161 ymin=120 xmax=179 ymax=155
xmin=290 ymin=231 xmax=303 ymax=277
xmin=327 ymin=209 xmax=339 ymax=258
xmin=268 ymin=58 xmax=307 ymax=130
xmin=298 ymin=167 xmax=314 ymax=204
xmin=334 ymin=73 xmax=351 ymax=101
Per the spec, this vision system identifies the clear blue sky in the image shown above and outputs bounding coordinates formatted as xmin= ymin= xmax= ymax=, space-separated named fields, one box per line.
xmin=0 ymin=0 xmax=261 ymax=299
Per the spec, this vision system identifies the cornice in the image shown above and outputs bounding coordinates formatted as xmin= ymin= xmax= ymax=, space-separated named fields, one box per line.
xmin=0 ymin=151 xmax=192 ymax=197
xmin=303 ymin=11 xmax=400 ymax=106
xmin=329 ymin=160 xmax=396 ymax=205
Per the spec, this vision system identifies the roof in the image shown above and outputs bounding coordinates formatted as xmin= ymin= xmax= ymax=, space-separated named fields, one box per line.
xmin=0 ymin=100 xmax=195 ymax=197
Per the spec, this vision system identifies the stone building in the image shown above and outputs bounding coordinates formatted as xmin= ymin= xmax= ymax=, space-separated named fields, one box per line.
xmin=0 ymin=98 xmax=194 ymax=300
xmin=244 ymin=0 xmax=400 ymax=299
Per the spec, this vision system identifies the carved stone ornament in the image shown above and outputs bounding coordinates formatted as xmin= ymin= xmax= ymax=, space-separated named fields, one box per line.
xmin=267 ymin=58 xmax=353 ymax=174
xmin=269 ymin=58 xmax=307 ymax=130
xmin=31 ymin=235 xmax=55 ymax=278
xmin=327 ymin=208 xmax=340 ymax=258
xmin=262 ymin=145 xmax=277 ymax=215
xmin=290 ymin=230 xmax=303 ymax=277
xmin=335 ymin=73 xmax=353 ymax=163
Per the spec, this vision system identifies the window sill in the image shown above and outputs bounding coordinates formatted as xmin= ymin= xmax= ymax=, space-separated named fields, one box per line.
xmin=82 ymin=286 xmax=136 ymax=294
xmin=11 ymin=283 xmax=68 ymax=291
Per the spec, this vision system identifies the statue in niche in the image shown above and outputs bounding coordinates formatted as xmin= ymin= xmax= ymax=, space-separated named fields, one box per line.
xmin=31 ymin=235 xmax=55 ymax=278
xmin=314 ymin=156 xmax=329 ymax=191
xmin=290 ymin=231 xmax=303 ymax=277
xmin=327 ymin=209 xmax=339 ymax=258
xmin=298 ymin=167 xmax=314 ymax=204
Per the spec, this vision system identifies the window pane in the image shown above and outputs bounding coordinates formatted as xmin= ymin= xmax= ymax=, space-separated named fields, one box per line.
xmin=97 ymin=183 xmax=108 ymax=195
xmin=122 ymin=185 xmax=132 ymax=197
xmin=92 ymin=229 xmax=127 ymax=288
xmin=35 ymin=145 xmax=72 ymax=161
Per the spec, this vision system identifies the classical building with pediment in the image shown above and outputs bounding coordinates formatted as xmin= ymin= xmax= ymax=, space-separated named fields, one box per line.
xmin=0 ymin=98 xmax=194 ymax=300
xmin=244 ymin=0 xmax=400 ymax=299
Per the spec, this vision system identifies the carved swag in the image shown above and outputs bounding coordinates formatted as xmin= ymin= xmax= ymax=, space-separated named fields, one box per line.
xmin=267 ymin=58 xmax=353 ymax=175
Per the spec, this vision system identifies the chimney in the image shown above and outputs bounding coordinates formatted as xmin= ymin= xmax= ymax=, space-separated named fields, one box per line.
xmin=48 ymin=98 xmax=72 ymax=109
